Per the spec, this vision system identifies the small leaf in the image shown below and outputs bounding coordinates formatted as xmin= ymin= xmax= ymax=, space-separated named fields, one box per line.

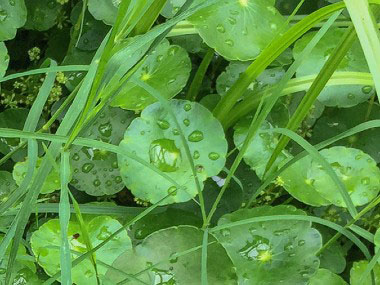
xmin=111 ymin=39 xmax=191 ymax=111
xmin=0 ymin=42 xmax=9 ymax=79
xmin=189 ymin=0 xmax=286 ymax=60
xmin=0 ymin=0 xmax=27 ymax=41
xmin=24 ymin=0 xmax=62 ymax=31
xmin=294 ymin=28 xmax=373 ymax=107
xmin=30 ymin=216 xmax=131 ymax=285
xmin=350 ymin=260 xmax=380 ymax=285
xmin=70 ymin=106 xmax=135 ymax=196
xmin=118 ymin=99 xmax=228 ymax=204
xmin=13 ymin=157 xmax=61 ymax=194
xmin=215 ymin=205 xmax=322 ymax=284
xmin=87 ymin=0 xmax=120 ymax=25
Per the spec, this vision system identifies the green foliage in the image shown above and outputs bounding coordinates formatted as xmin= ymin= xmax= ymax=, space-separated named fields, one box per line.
xmin=0 ymin=0 xmax=27 ymax=41
xmin=118 ymin=99 xmax=227 ymax=204
xmin=215 ymin=205 xmax=322 ymax=284
xmin=350 ymin=260 xmax=380 ymax=285
xmin=87 ymin=0 xmax=121 ymax=25
xmin=24 ymin=0 xmax=62 ymax=31
xmin=308 ymin=269 xmax=347 ymax=285
xmin=0 ymin=42 xmax=9 ymax=79
xmin=30 ymin=216 xmax=131 ymax=284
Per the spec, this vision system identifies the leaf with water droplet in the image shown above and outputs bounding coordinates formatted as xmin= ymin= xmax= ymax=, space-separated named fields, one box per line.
xmin=294 ymin=28 xmax=373 ymax=107
xmin=108 ymin=226 xmax=237 ymax=284
xmin=0 ymin=0 xmax=26 ymax=41
xmin=350 ymin=260 xmax=380 ymax=285
xmin=188 ymin=0 xmax=286 ymax=60
xmin=70 ymin=106 xmax=135 ymax=196
xmin=24 ymin=0 xmax=62 ymax=31
xmin=0 ymin=42 xmax=9 ymax=79
xmin=306 ymin=147 xmax=380 ymax=207
xmin=118 ymin=99 xmax=228 ymax=205
xmin=13 ymin=157 xmax=61 ymax=194
xmin=111 ymin=39 xmax=191 ymax=110
xmin=88 ymin=0 xmax=119 ymax=25
xmin=30 ymin=216 xmax=131 ymax=285
xmin=234 ymin=119 xmax=291 ymax=179
xmin=215 ymin=205 xmax=322 ymax=284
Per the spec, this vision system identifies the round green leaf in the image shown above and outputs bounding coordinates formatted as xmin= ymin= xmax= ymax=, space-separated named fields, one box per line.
xmin=30 ymin=216 xmax=131 ymax=284
xmin=111 ymin=39 xmax=191 ymax=111
xmin=294 ymin=28 xmax=373 ymax=107
xmin=70 ymin=106 xmax=134 ymax=196
xmin=24 ymin=0 xmax=62 ymax=31
xmin=310 ymin=102 xmax=380 ymax=162
xmin=0 ymin=0 xmax=27 ymax=41
xmin=189 ymin=0 xmax=286 ymax=61
xmin=13 ymin=157 xmax=61 ymax=194
xmin=308 ymin=147 xmax=380 ymax=207
xmin=308 ymin=269 xmax=347 ymax=285
xmin=0 ymin=42 xmax=9 ymax=79
xmin=215 ymin=205 xmax=322 ymax=284
xmin=350 ymin=260 xmax=380 ymax=285
xmin=118 ymin=99 xmax=228 ymax=204
xmin=110 ymin=226 xmax=238 ymax=284
xmin=281 ymin=155 xmax=331 ymax=207
xmin=233 ymin=118 xmax=291 ymax=179
xmin=88 ymin=0 xmax=120 ymax=25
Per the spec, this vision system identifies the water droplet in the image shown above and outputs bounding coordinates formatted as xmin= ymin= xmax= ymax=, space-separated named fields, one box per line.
xmin=71 ymin=179 xmax=78 ymax=184
xmin=196 ymin=165 xmax=204 ymax=173
xmin=98 ymin=122 xmax=112 ymax=137
xmin=83 ymin=38 xmax=89 ymax=44
xmin=298 ymin=240 xmax=305 ymax=246
xmin=183 ymin=104 xmax=192 ymax=111
xmin=106 ymin=180 xmax=112 ymax=186
xmin=172 ymin=128 xmax=180 ymax=135
xmin=361 ymin=177 xmax=370 ymax=185
xmin=208 ymin=152 xmax=220 ymax=160
xmin=9 ymin=0 xmax=15 ymax=6
xmin=93 ymin=179 xmax=101 ymax=187
xmin=97 ymin=226 xmax=111 ymax=240
xmin=220 ymin=229 xmax=231 ymax=237
xmin=239 ymin=236 xmax=271 ymax=261
xmin=225 ymin=39 xmax=234 ymax=47
xmin=157 ymin=119 xmax=170 ymax=130
xmin=183 ymin=119 xmax=190 ymax=126
xmin=355 ymin=154 xmax=363 ymax=160
xmin=193 ymin=151 xmax=200 ymax=159
xmin=228 ymin=17 xmax=236 ymax=25
xmin=167 ymin=186 xmax=177 ymax=196
xmin=284 ymin=242 xmax=294 ymax=251
xmin=72 ymin=153 xmax=80 ymax=161
xmin=347 ymin=93 xmax=355 ymax=100
xmin=114 ymin=176 xmax=122 ymax=183
xmin=362 ymin=85 xmax=373 ymax=94
xmin=156 ymin=55 xmax=164 ymax=62
xmin=149 ymin=139 xmax=181 ymax=172
xmin=82 ymin=163 xmax=94 ymax=173
xmin=249 ymin=226 xmax=257 ymax=234
xmin=188 ymin=130 xmax=204 ymax=142
xmin=168 ymin=78 xmax=176 ymax=84
xmin=216 ymin=24 xmax=225 ymax=33
xmin=168 ymin=46 xmax=179 ymax=56
xmin=270 ymin=23 xmax=278 ymax=30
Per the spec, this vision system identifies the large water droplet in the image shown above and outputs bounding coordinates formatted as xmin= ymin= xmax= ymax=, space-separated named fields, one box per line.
xmin=188 ymin=130 xmax=204 ymax=142
xmin=82 ymin=163 xmax=94 ymax=173
xmin=239 ymin=236 xmax=271 ymax=261
xmin=167 ymin=186 xmax=177 ymax=196
xmin=362 ymin=85 xmax=373 ymax=94
xmin=114 ymin=176 xmax=122 ymax=183
xmin=98 ymin=122 xmax=112 ymax=137
xmin=157 ymin=119 xmax=170 ymax=130
xmin=149 ymin=139 xmax=181 ymax=172
xmin=208 ymin=152 xmax=220 ymax=160
xmin=193 ymin=151 xmax=200 ymax=159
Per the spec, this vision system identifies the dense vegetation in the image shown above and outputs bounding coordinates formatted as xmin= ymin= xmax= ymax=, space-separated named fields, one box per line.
xmin=0 ymin=0 xmax=380 ymax=284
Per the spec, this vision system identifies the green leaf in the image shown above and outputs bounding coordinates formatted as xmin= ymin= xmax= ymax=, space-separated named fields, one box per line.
xmin=0 ymin=0 xmax=27 ymax=41
xmin=118 ymin=99 xmax=227 ymax=204
xmin=161 ymin=0 xmax=186 ymax=18
xmin=308 ymin=269 xmax=347 ymax=285
xmin=70 ymin=106 xmax=135 ymax=196
xmin=13 ymin=157 xmax=61 ymax=194
xmin=310 ymin=102 xmax=380 ymax=162
xmin=108 ymin=226 xmax=238 ymax=284
xmin=281 ymin=155 xmax=331 ymax=207
xmin=294 ymin=28 xmax=373 ymax=107
xmin=216 ymin=61 xmax=285 ymax=97
xmin=111 ymin=39 xmax=191 ymax=111
xmin=350 ymin=260 xmax=380 ymax=285
xmin=233 ymin=119 xmax=291 ymax=179
xmin=0 ymin=171 xmax=18 ymax=228
xmin=0 ymin=42 xmax=9 ymax=79
xmin=188 ymin=0 xmax=287 ymax=61
xmin=308 ymin=146 xmax=380 ymax=207
xmin=87 ymin=0 xmax=121 ymax=25
xmin=24 ymin=0 xmax=62 ymax=31
xmin=215 ymin=205 xmax=322 ymax=284
xmin=30 ymin=216 xmax=131 ymax=284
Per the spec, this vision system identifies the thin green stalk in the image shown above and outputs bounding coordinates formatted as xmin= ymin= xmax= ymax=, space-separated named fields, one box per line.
xmin=132 ymin=0 xmax=167 ymax=36
xmin=186 ymin=48 xmax=214 ymax=101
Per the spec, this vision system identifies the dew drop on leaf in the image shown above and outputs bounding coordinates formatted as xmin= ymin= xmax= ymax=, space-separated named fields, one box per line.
xmin=216 ymin=24 xmax=225 ymax=33
xmin=208 ymin=152 xmax=220 ymax=160
xmin=98 ymin=122 xmax=113 ymax=137
xmin=167 ymin=186 xmax=177 ymax=196
xmin=0 ymin=10 xmax=8 ymax=22
xmin=157 ymin=119 xmax=170 ymax=130
xmin=93 ymin=179 xmax=101 ymax=187
xmin=149 ymin=139 xmax=181 ymax=172
xmin=362 ymin=85 xmax=373 ymax=94
xmin=193 ymin=151 xmax=200 ymax=159
xmin=361 ymin=177 xmax=370 ymax=185
xmin=82 ymin=163 xmax=95 ymax=173
xmin=183 ymin=104 xmax=192 ymax=111
xmin=183 ymin=119 xmax=190 ymax=126
xmin=224 ymin=39 xmax=234 ymax=47
xmin=188 ymin=130 xmax=204 ymax=142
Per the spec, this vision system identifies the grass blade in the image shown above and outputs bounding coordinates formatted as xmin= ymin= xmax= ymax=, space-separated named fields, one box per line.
xmin=201 ymin=228 xmax=209 ymax=285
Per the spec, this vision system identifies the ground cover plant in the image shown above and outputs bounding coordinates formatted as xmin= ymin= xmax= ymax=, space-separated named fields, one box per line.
xmin=1 ymin=0 xmax=380 ymax=284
